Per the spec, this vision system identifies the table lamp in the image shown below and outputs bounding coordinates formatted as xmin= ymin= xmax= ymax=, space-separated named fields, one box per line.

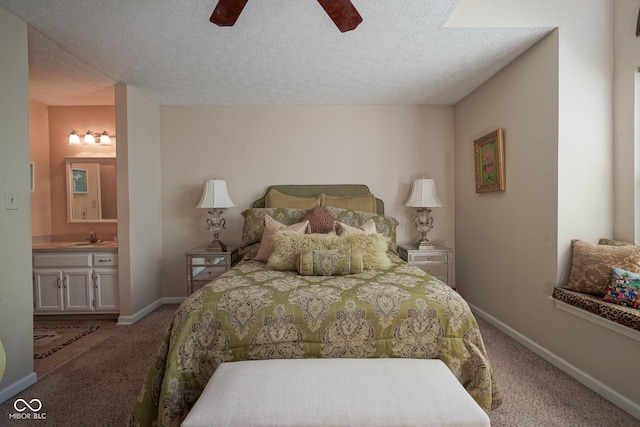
xmin=196 ymin=179 xmax=235 ymax=251
xmin=405 ymin=178 xmax=442 ymax=249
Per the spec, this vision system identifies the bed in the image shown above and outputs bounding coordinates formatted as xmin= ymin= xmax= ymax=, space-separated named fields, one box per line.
xmin=129 ymin=185 xmax=502 ymax=427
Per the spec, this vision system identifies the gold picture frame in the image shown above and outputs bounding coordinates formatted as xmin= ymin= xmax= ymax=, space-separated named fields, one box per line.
xmin=474 ymin=129 xmax=505 ymax=193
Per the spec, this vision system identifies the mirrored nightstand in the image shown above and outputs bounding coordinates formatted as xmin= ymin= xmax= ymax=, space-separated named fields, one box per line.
xmin=185 ymin=245 xmax=239 ymax=295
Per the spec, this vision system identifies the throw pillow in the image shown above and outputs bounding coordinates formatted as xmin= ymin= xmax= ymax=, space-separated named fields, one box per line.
xmin=599 ymin=238 xmax=635 ymax=247
xmin=254 ymin=215 xmax=310 ymax=262
xmin=296 ymin=248 xmax=364 ymax=276
xmin=241 ymin=208 xmax=311 ymax=246
xmin=264 ymin=189 xmax=322 ymax=209
xmin=322 ymin=193 xmax=377 ymax=213
xmin=267 ymin=231 xmax=392 ymax=271
xmin=565 ymin=239 xmax=640 ymax=296
xmin=303 ymin=205 xmax=337 ymax=234
xmin=335 ymin=219 xmax=376 ymax=235
xmin=603 ymin=267 xmax=640 ymax=309
xmin=324 ymin=207 xmax=399 ymax=252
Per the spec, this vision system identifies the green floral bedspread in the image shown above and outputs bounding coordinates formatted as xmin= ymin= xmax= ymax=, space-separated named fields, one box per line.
xmin=129 ymin=254 xmax=502 ymax=427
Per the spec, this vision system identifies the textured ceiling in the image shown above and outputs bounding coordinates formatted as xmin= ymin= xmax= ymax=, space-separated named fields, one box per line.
xmin=0 ymin=0 xmax=551 ymax=106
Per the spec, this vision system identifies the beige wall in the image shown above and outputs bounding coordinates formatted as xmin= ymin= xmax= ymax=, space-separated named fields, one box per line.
xmin=47 ymin=106 xmax=117 ymax=239
xmin=613 ymin=0 xmax=640 ymax=242
xmin=115 ymin=85 xmax=163 ymax=321
xmin=30 ymin=100 xmax=52 ymax=236
xmin=159 ymin=105 xmax=455 ymax=297
xmin=456 ymin=7 xmax=640 ymax=418
xmin=0 ymin=7 xmax=35 ymax=401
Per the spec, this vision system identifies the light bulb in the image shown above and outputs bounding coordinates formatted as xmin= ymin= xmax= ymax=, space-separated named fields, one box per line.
xmin=68 ymin=131 xmax=81 ymax=145
xmin=84 ymin=131 xmax=96 ymax=145
xmin=99 ymin=131 xmax=112 ymax=145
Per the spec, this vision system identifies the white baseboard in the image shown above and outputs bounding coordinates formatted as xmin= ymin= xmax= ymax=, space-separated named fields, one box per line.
xmin=117 ymin=298 xmax=163 ymax=325
xmin=470 ymin=304 xmax=640 ymax=421
xmin=162 ymin=296 xmax=186 ymax=305
xmin=116 ymin=297 xmax=185 ymax=325
xmin=0 ymin=372 xmax=37 ymax=405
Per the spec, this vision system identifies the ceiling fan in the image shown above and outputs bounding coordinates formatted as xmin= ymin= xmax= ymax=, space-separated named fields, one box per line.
xmin=210 ymin=0 xmax=363 ymax=33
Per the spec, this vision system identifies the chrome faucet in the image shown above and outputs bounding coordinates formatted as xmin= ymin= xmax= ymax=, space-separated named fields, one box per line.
xmin=86 ymin=231 xmax=99 ymax=244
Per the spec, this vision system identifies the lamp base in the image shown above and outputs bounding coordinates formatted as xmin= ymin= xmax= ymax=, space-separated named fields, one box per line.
xmin=207 ymin=239 xmax=228 ymax=252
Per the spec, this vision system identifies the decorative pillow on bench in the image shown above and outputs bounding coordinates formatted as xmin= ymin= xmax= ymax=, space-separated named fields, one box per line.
xmin=565 ymin=239 xmax=640 ymax=297
xmin=603 ymin=267 xmax=640 ymax=310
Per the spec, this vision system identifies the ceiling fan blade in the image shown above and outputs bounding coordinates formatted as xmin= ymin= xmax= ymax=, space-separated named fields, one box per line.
xmin=210 ymin=0 xmax=249 ymax=26
xmin=317 ymin=0 xmax=363 ymax=33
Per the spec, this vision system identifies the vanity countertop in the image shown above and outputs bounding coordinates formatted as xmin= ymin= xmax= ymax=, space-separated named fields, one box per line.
xmin=32 ymin=241 xmax=118 ymax=252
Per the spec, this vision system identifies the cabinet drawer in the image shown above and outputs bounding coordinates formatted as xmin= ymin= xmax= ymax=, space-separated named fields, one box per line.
xmin=413 ymin=263 xmax=447 ymax=278
xmin=193 ymin=266 xmax=227 ymax=282
xmin=93 ymin=253 xmax=118 ymax=266
xmin=33 ymin=254 xmax=91 ymax=268
xmin=409 ymin=253 xmax=447 ymax=263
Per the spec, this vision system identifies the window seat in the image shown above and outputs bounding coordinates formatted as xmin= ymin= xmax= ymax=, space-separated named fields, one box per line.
xmin=551 ymin=287 xmax=640 ymax=341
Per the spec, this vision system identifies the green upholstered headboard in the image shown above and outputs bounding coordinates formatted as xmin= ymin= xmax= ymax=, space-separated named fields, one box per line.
xmin=252 ymin=184 xmax=384 ymax=215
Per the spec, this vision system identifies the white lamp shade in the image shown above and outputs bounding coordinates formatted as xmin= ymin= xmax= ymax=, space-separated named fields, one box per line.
xmin=405 ymin=178 xmax=443 ymax=208
xmin=197 ymin=179 xmax=235 ymax=209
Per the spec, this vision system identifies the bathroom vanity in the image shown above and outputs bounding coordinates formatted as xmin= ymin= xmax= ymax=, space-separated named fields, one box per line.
xmin=32 ymin=242 xmax=118 ymax=315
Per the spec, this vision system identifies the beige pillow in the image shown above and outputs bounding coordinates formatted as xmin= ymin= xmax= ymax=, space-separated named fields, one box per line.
xmin=265 ymin=189 xmax=322 ymax=209
xmin=254 ymin=215 xmax=310 ymax=262
xmin=322 ymin=193 xmax=377 ymax=213
xmin=335 ymin=219 xmax=376 ymax=235
xmin=267 ymin=231 xmax=392 ymax=271
xmin=565 ymin=239 xmax=640 ymax=296
xmin=296 ymin=248 xmax=363 ymax=276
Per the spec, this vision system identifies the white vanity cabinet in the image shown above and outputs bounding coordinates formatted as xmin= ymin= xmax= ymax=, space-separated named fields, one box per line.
xmin=91 ymin=253 xmax=119 ymax=312
xmin=33 ymin=251 xmax=118 ymax=314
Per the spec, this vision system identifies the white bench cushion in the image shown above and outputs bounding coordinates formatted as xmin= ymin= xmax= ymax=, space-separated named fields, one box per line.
xmin=182 ymin=358 xmax=490 ymax=427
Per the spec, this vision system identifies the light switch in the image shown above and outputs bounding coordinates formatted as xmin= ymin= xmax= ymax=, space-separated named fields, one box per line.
xmin=4 ymin=190 xmax=18 ymax=210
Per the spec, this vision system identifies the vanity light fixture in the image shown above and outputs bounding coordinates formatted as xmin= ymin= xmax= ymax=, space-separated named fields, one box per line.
xmin=84 ymin=131 xmax=96 ymax=145
xmin=99 ymin=131 xmax=113 ymax=145
xmin=68 ymin=130 xmax=115 ymax=146
xmin=196 ymin=179 xmax=235 ymax=252
xmin=405 ymin=178 xmax=443 ymax=249
xmin=68 ymin=130 xmax=81 ymax=145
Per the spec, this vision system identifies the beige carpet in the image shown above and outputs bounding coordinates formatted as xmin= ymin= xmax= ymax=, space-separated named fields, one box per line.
xmin=33 ymin=319 xmax=120 ymax=378
xmin=1 ymin=305 xmax=638 ymax=427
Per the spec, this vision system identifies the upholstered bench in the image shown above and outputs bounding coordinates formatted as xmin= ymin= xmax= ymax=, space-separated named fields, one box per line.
xmin=181 ymin=358 xmax=491 ymax=427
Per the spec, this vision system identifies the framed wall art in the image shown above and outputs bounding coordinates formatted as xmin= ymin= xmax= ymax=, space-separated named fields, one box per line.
xmin=72 ymin=168 xmax=88 ymax=193
xmin=474 ymin=128 xmax=505 ymax=193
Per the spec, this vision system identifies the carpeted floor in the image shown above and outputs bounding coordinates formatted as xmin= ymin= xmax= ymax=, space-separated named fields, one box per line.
xmin=0 ymin=305 xmax=638 ymax=426
xmin=476 ymin=316 xmax=640 ymax=427
xmin=33 ymin=320 xmax=120 ymax=378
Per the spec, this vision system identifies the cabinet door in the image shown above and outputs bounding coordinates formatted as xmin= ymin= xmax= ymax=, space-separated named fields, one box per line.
xmin=63 ymin=269 xmax=93 ymax=311
xmin=33 ymin=269 xmax=64 ymax=313
xmin=93 ymin=268 xmax=119 ymax=312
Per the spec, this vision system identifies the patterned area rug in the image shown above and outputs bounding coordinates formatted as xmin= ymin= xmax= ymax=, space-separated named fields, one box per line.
xmin=33 ymin=325 xmax=100 ymax=359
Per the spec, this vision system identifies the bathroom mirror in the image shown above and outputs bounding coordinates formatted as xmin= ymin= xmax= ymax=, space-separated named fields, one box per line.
xmin=65 ymin=157 xmax=117 ymax=223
